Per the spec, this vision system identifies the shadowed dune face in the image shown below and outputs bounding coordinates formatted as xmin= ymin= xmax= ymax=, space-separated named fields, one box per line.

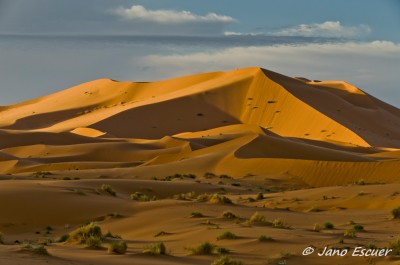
xmin=0 ymin=67 xmax=399 ymax=186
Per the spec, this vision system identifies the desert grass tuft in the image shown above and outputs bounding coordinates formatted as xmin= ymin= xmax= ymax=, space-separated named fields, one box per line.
xmin=143 ymin=242 xmax=166 ymax=255
xmin=221 ymin=211 xmax=237 ymax=219
xmin=391 ymin=206 xmax=400 ymax=219
xmin=217 ymin=231 xmax=237 ymax=240
xmin=249 ymin=212 xmax=266 ymax=223
xmin=101 ymin=184 xmax=116 ymax=196
xmin=68 ymin=222 xmax=103 ymax=247
xmin=258 ymin=235 xmax=274 ymax=242
xmin=108 ymin=240 xmax=127 ymax=254
xmin=187 ymin=242 xmax=215 ymax=255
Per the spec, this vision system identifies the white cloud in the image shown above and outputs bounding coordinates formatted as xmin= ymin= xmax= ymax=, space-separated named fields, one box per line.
xmin=273 ymin=21 xmax=371 ymax=38
xmin=139 ymin=41 xmax=400 ymax=106
xmin=114 ymin=5 xmax=235 ymax=24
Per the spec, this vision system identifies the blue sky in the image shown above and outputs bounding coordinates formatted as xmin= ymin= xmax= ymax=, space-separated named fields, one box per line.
xmin=0 ymin=0 xmax=399 ymax=106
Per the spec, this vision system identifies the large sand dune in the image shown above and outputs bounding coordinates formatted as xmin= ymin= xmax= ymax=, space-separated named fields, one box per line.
xmin=1 ymin=67 xmax=399 ymax=265
xmin=0 ymin=67 xmax=399 ymax=185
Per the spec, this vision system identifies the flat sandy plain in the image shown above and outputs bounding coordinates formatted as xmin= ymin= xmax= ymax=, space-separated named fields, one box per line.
xmin=0 ymin=67 xmax=399 ymax=265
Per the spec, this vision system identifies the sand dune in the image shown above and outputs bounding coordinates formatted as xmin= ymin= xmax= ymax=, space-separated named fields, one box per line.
xmin=0 ymin=67 xmax=399 ymax=265
xmin=0 ymin=67 xmax=399 ymax=185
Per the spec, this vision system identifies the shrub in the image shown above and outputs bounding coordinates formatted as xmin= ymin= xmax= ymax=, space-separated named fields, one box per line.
xmin=173 ymin=191 xmax=196 ymax=200
xmin=191 ymin=212 xmax=205 ymax=218
xmin=130 ymin=192 xmax=151 ymax=201
xmin=143 ymin=242 xmax=166 ymax=255
xmin=57 ymin=234 xmax=69 ymax=243
xmin=313 ymin=223 xmax=321 ymax=232
xmin=32 ymin=171 xmax=52 ymax=178
xmin=108 ymin=240 xmax=128 ymax=254
xmin=216 ymin=247 xmax=230 ymax=254
xmin=217 ymin=231 xmax=237 ymax=240
xmin=204 ymin=172 xmax=217 ymax=179
xmin=211 ymin=255 xmax=244 ymax=265
xmin=249 ymin=212 xmax=266 ymax=223
xmin=258 ymin=235 xmax=274 ymax=242
xmin=101 ymin=184 xmax=116 ymax=196
xmin=272 ymin=218 xmax=288 ymax=228
xmin=86 ymin=236 xmax=102 ymax=248
xmin=188 ymin=242 xmax=215 ymax=255
xmin=209 ymin=194 xmax=232 ymax=204
xmin=221 ymin=211 xmax=237 ymax=219
xmin=21 ymin=244 xmax=49 ymax=255
xmin=324 ymin=222 xmax=334 ymax=229
xmin=391 ymin=206 xmax=400 ymax=219
xmin=197 ymin=193 xmax=211 ymax=202
xmin=256 ymin=192 xmax=264 ymax=200
xmin=353 ymin=224 xmax=364 ymax=231
xmin=388 ymin=237 xmax=400 ymax=255
xmin=338 ymin=237 xmax=344 ymax=244
xmin=107 ymin=212 xmax=123 ymax=218
xmin=344 ymin=228 xmax=357 ymax=238
xmin=0 ymin=232 xmax=4 ymax=244
xmin=68 ymin=222 xmax=103 ymax=245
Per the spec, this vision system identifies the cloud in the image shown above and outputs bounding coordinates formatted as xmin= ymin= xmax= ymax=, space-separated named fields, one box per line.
xmin=114 ymin=5 xmax=235 ymax=24
xmin=139 ymin=41 xmax=400 ymax=106
xmin=273 ymin=21 xmax=371 ymax=38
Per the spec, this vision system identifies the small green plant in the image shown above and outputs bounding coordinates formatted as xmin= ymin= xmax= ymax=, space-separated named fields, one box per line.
xmin=258 ymin=235 xmax=274 ymax=242
xmin=388 ymin=237 xmax=400 ymax=255
xmin=322 ymin=195 xmax=328 ymax=200
xmin=143 ymin=242 xmax=166 ymax=255
xmin=391 ymin=206 xmax=400 ymax=219
xmin=353 ymin=224 xmax=364 ymax=231
xmin=101 ymin=184 xmax=116 ymax=196
xmin=365 ymin=243 xmax=378 ymax=249
xmin=357 ymin=191 xmax=365 ymax=196
xmin=188 ymin=242 xmax=215 ymax=255
xmin=324 ymin=222 xmax=334 ymax=229
xmin=211 ymin=255 xmax=244 ymax=265
xmin=0 ymin=232 xmax=4 ymax=244
xmin=190 ymin=212 xmax=205 ymax=218
xmin=231 ymin=183 xmax=241 ymax=187
xmin=249 ymin=212 xmax=266 ymax=223
xmin=221 ymin=211 xmax=237 ymax=219
xmin=338 ymin=237 xmax=345 ymax=244
xmin=256 ymin=192 xmax=264 ymax=200
xmin=344 ymin=228 xmax=357 ymax=238
xmin=217 ymin=231 xmax=237 ymax=240
xmin=108 ymin=240 xmax=128 ymax=254
xmin=272 ymin=218 xmax=288 ymax=228
xmin=313 ymin=223 xmax=321 ymax=232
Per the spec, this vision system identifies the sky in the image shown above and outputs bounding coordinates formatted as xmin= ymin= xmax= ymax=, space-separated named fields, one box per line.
xmin=0 ymin=0 xmax=399 ymax=106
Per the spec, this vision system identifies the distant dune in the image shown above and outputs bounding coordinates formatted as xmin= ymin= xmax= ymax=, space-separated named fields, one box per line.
xmin=0 ymin=67 xmax=399 ymax=186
